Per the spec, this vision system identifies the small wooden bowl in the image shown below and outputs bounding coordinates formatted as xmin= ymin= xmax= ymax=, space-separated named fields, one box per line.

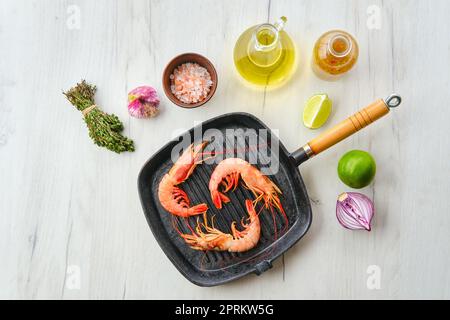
xmin=162 ymin=53 xmax=218 ymax=108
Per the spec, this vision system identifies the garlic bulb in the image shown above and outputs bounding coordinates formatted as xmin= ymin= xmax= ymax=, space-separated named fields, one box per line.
xmin=127 ymin=86 xmax=160 ymax=118
xmin=336 ymin=192 xmax=374 ymax=231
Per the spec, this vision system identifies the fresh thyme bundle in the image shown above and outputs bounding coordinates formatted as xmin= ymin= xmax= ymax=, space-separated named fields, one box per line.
xmin=63 ymin=80 xmax=134 ymax=153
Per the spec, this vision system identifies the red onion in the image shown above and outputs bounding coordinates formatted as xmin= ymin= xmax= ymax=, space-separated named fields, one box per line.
xmin=336 ymin=192 xmax=374 ymax=231
xmin=127 ymin=86 xmax=160 ymax=118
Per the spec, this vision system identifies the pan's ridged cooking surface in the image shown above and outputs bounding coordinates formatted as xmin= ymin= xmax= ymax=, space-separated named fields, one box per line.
xmin=138 ymin=113 xmax=312 ymax=286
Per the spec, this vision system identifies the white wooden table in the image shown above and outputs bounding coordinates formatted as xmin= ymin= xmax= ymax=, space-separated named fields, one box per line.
xmin=1 ymin=0 xmax=449 ymax=299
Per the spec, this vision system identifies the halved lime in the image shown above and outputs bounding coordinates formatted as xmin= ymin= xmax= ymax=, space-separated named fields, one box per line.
xmin=302 ymin=94 xmax=332 ymax=129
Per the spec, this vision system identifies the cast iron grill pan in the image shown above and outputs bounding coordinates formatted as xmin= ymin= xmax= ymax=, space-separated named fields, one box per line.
xmin=138 ymin=113 xmax=311 ymax=286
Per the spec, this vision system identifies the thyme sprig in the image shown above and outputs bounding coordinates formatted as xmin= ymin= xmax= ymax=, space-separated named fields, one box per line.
xmin=63 ymin=80 xmax=134 ymax=153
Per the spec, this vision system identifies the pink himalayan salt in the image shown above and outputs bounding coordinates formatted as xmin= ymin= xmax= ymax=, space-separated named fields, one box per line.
xmin=170 ymin=63 xmax=213 ymax=104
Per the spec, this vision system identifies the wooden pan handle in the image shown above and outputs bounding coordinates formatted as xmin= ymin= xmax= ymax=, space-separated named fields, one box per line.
xmin=289 ymin=94 xmax=401 ymax=166
xmin=309 ymin=99 xmax=389 ymax=155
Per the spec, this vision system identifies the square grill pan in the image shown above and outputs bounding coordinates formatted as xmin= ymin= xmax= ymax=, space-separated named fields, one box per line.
xmin=138 ymin=112 xmax=312 ymax=286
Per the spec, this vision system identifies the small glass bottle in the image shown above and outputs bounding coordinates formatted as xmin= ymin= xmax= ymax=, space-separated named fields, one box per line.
xmin=311 ymin=30 xmax=359 ymax=81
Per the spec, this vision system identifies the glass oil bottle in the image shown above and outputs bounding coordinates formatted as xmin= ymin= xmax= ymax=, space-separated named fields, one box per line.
xmin=233 ymin=17 xmax=296 ymax=88
xmin=312 ymin=30 xmax=359 ymax=81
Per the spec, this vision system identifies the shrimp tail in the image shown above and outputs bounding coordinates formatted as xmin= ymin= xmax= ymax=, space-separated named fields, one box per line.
xmin=245 ymin=199 xmax=256 ymax=217
xmin=211 ymin=190 xmax=230 ymax=209
xmin=188 ymin=203 xmax=208 ymax=215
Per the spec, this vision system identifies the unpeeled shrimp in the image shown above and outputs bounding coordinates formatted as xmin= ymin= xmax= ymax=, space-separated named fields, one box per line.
xmin=158 ymin=142 xmax=208 ymax=217
xmin=208 ymin=158 xmax=287 ymax=226
xmin=179 ymin=200 xmax=260 ymax=253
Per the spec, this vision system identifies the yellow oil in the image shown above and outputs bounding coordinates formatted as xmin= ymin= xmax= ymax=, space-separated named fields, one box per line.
xmin=234 ymin=25 xmax=296 ymax=88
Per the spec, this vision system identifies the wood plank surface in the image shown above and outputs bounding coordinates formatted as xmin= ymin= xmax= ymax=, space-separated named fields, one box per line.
xmin=0 ymin=0 xmax=449 ymax=299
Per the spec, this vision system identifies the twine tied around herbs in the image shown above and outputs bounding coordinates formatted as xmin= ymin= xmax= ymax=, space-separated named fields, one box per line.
xmin=63 ymin=80 xmax=135 ymax=153
xmin=82 ymin=104 xmax=97 ymax=117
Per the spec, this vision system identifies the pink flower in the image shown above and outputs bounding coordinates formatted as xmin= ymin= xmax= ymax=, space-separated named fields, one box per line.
xmin=127 ymin=86 xmax=160 ymax=118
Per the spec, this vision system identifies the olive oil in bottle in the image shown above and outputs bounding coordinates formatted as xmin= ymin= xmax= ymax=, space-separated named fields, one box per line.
xmin=312 ymin=30 xmax=359 ymax=81
xmin=234 ymin=17 xmax=296 ymax=88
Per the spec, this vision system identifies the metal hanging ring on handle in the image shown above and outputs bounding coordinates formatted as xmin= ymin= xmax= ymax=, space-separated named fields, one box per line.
xmin=384 ymin=94 xmax=402 ymax=108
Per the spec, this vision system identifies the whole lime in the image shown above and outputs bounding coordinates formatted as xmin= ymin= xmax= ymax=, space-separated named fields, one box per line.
xmin=338 ymin=150 xmax=376 ymax=189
